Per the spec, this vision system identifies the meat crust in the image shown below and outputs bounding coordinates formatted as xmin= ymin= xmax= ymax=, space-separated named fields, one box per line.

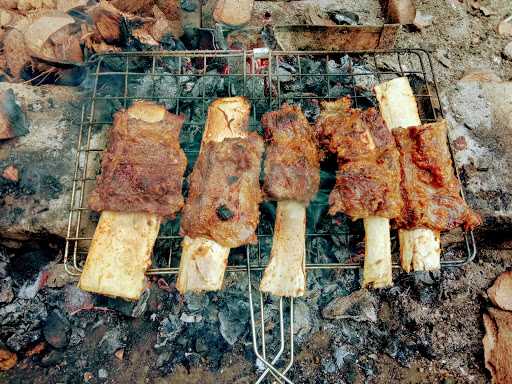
xmin=262 ymin=104 xmax=320 ymax=203
xmin=316 ymin=98 xmax=402 ymax=219
xmin=88 ymin=101 xmax=187 ymax=218
xmin=180 ymin=132 xmax=264 ymax=248
xmin=393 ymin=120 xmax=481 ymax=231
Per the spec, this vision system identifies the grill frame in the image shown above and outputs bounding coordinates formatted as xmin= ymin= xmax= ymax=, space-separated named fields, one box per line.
xmin=64 ymin=48 xmax=476 ymax=277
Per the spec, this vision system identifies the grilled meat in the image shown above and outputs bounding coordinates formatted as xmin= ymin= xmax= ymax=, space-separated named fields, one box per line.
xmin=393 ymin=120 xmax=481 ymax=231
xmin=261 ymin=104 xmax=320 ymax=203
xmin=180 ymin=132 xmax=264 ymax=248
xmin=316 ymin=98 xmax=402 ymax=220
xmin=88 ymin=101 xmax=187 ymax=218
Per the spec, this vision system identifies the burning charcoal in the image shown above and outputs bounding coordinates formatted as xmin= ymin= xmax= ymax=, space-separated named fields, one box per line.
xmin=328 ymin=10 xmax=360 ymax=25
xmin=42 ymin=310 xmax=70 ymax=349
xmin=218 ymin=300 xmax=249 ymax=345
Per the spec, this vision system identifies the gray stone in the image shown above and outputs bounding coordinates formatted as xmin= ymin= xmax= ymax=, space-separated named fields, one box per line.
xmin=0 ymin=83 xmax=81 ymax=240
xmin=503 ymin=42 xmax=512 ymax=61
xmin=442 ymin=80 xmax=512 ymax=231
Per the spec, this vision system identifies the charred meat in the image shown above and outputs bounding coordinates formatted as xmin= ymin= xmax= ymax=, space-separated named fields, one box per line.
xmin=393 ymin=120 xmax=481 ymax=231
xmin=88 ymin=101 xmax=187 ymax=218
xmin=316 ymin=98 xmax=402 ymax=220
xmin=180 ymin=132 xmax=264 ymax=248
xmin=261 ymin=104 xmax=320 ymax=203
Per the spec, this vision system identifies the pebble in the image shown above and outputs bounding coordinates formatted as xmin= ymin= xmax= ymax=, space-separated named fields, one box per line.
xmin=503 ymin=42 xmax=512 ymax=61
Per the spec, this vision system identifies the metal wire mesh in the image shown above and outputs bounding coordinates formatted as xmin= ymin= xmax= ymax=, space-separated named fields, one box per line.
xmin=64 ymin=49 xmax=476 ymax=276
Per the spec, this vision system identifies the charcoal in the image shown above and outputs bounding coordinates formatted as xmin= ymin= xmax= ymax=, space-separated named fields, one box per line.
xmin=155 ymin=314 xmax=183 ymax=348
xmin=181 ymin=0 xmax=197 ymax=12
xmin=293 ymin=300 xmax=312 ymax=339
xmin=63 ymin=284 xmax=93 ymax=315
xmin=0 ymin=277 xmax=13 ymax=304
xmin=1 ymin=297 xmax=47 ymax=351
xmin=42 ymin=309 xmax=70 ymax=349
xmin=333 ymin=344 xmax=357 ymax=369
xmin=185 ymin=293 xmax=209 ymax=313
xmin=218 ymin=300 xmax=249 ymax=345
xmin=99 ymin=328 xmax=126 ymax=355
xmin=328 ymin=10 xmax=360 ymax=25
xmin=40 ymin=350 xmax=64 ymax=367
xmin=132 ymin=75 xmax=178 ymax=111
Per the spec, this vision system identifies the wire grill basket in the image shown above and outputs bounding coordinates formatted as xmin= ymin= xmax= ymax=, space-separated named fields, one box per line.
xmin=64 ymin=49 xmax=476 ymax=383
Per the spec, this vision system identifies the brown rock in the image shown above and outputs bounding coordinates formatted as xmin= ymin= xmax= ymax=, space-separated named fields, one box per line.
xmin=0 ymin=348 xmax=17 ymax=371
xmin=488 ymin=271 xmax=512 ymax=311
xmin=461 ymin=68 xmax=502 ymax=82
xmin=497 ymin=17 xmax=512 ymax=37
xmin=213 ymin=0 xmax=254 ymax=26
xmin=2 ymin=165 xmax=19 ymax=182
xmin=387 ymin=0 xmax=416 ymax=25
xmin=90 ymin=3 xmax=122 ymax=44
xmin=483 ymin=308 xmax=512 ymax=383
xmin=156 ymin=0 xmax=183 ymax=37
xmin=114 ymin=348 xmax=124 ymax=360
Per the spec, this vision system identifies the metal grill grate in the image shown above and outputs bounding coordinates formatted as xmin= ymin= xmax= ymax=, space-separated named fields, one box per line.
xmin=63 ymin=49 xmax=477 ymax=383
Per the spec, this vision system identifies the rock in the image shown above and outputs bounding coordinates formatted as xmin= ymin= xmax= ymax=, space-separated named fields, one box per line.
xmin=497 ymin=17 xmax=512 ymax=37
xmin=0 ymin=83 xmax=81 ymax=241
xmin=387 ymin=0 xmax=416 ymax=25
xmin=185 ymin=292 xmax=209 ymax=312
xmin=413 ymin=11 xmax=433 ymax=30
xmin=488 ymin=271 xmax=512 ymax=311
xmin=2 ymin=165 xmax=19 ymax=182
xmin=46 ymin=263 xmax=79 ymax=288
xmin=114 ymin=348 xmax=124 ymax=360
xmin=98 ymin=368 xmax=108 ymax=379
xmin=461 ymin=68 xmax=502 ymax=82
xmin=483 ymin=308 xmax=512 ymax=383
xmin=442 ymin=79 xmax=512 ymax=232
xmin=322 ymin=289 xmax=377 ymax=322
xmin=503 ymin=42 xmax=512 ymax=61
xmin=0 ymin=348 xmax=17 ymax=370
xmin=42 ymin=309 xmax=70 ymax=348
